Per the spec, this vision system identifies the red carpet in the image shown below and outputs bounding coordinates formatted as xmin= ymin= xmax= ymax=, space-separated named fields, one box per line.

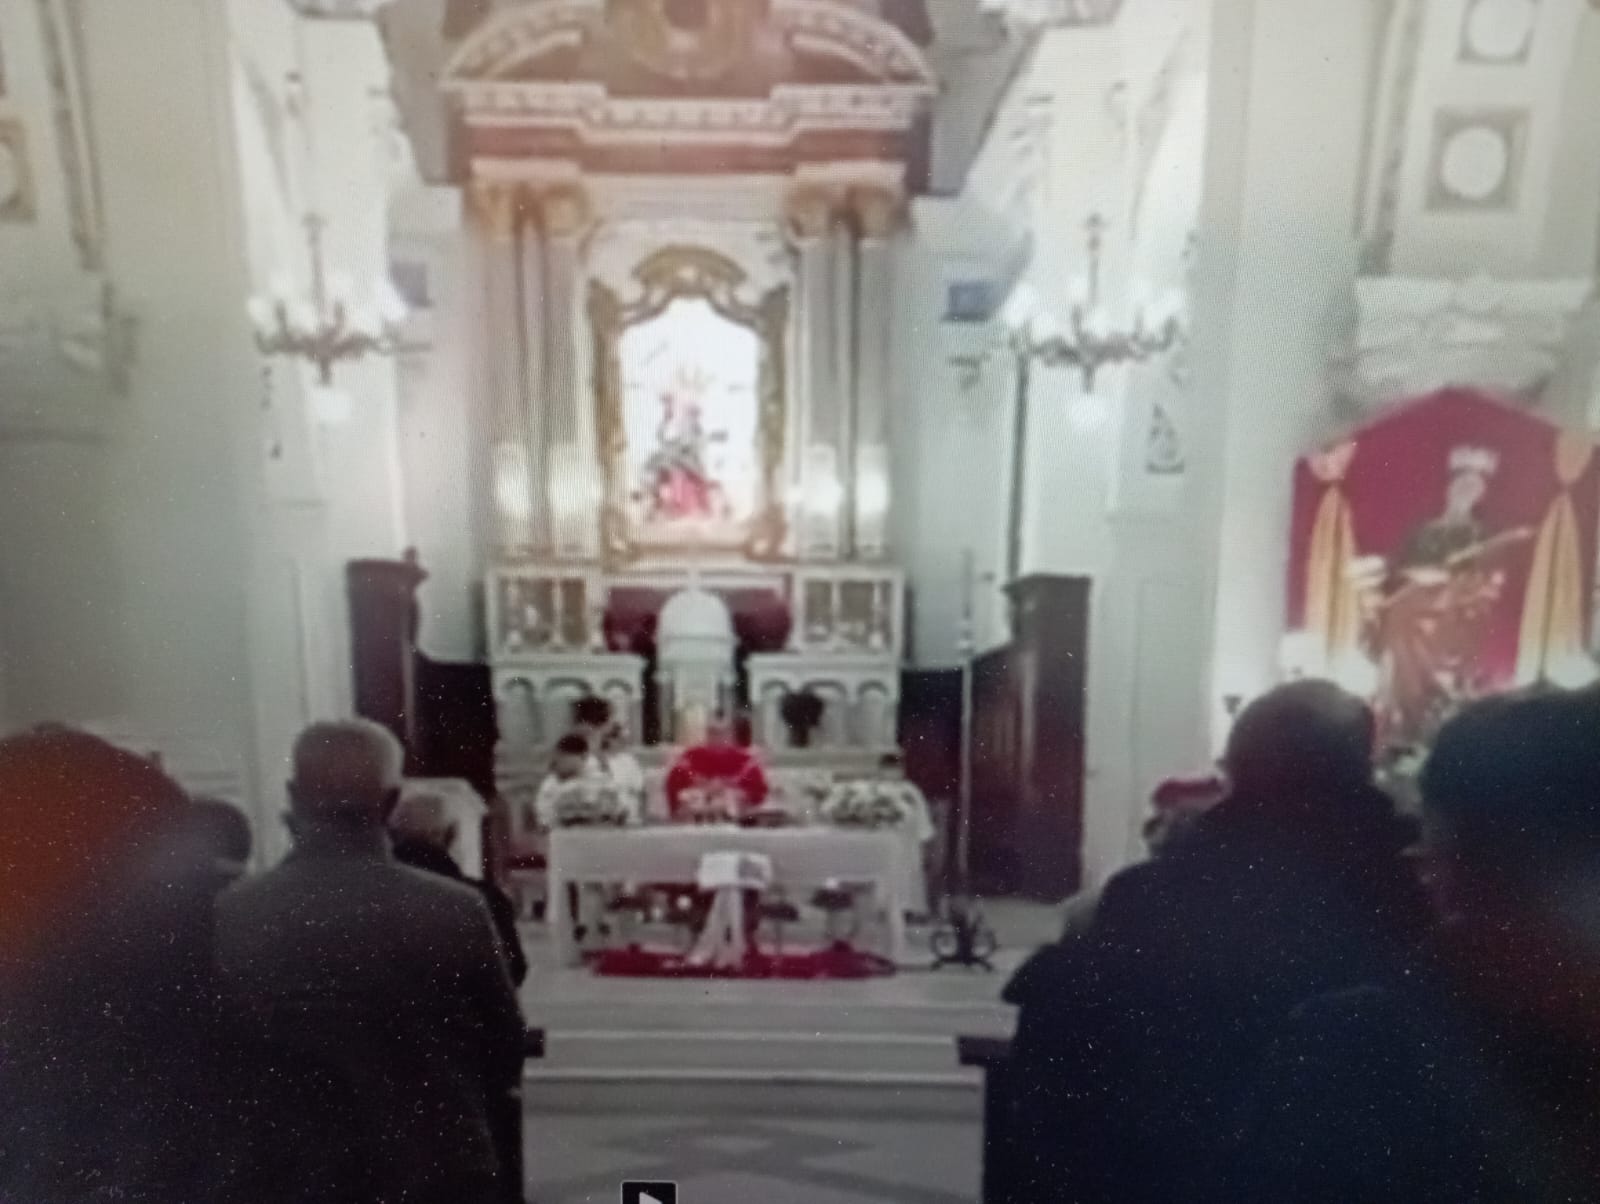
xmin=591 ymin=941 xmax=896 ymax=980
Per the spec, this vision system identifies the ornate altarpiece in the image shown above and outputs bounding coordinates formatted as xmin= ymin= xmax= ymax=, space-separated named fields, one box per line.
xmin=409 ymin=0 xmax=936 ymax=811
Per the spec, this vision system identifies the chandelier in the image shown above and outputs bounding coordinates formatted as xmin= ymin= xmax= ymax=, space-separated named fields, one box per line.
xmin=999 ymin=213 xmax=1186 ymax=392
xmin=247 ymin=213 xmax=406 ymax=386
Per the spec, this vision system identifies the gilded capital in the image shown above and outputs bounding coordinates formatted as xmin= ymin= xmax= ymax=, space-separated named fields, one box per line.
xmin=783 ymin=187 xmax=835 ymax=243
xmin=540 ymin=186 xmax=593 ymax=240
xmin=468 ymin=179 xmax=522 ymax=241
xmin=852 ymin=187 xmax=905 ymax=240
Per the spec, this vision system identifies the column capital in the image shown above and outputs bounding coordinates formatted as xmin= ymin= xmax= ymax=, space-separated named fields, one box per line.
xmin=851 ymin=186 xmax=906 ymax=241
xmin=784 ymin=186 xmax=837 ymax=243
xmin=539 ymin=185 xmax=594 ymax=240
xmin=467 ymin=179 xmax=523 ymax=242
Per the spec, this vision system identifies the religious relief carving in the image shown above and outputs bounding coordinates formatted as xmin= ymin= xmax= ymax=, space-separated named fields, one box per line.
xmin=589 ymin=246 xmax=789 ymax=565
xmin=611 ymin=0 xmax=754 ymax=83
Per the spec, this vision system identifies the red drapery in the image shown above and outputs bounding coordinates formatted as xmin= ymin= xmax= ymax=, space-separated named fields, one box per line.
xmin=1286 ymin=388 xmax=1599 ymax=742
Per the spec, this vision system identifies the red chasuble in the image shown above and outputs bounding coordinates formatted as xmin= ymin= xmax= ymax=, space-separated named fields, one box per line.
xmin=664 ymin=744 xmax=769 ymax=818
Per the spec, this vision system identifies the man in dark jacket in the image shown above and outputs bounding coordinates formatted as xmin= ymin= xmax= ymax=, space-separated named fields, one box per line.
xmin=390 ymin=789 xmax=528 ymax=985
xmin=216 ymin=720 xmax=526 ymax=1204
xmin=1235 ymin=688 xmax=1600 ymax=1201
xmin=1006 ymin=681 xmax=1426 ymax=1202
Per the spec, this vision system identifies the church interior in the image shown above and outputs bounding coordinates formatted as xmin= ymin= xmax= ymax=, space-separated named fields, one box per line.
xmin=5 ymin=0 xmax=1600 ymax=1200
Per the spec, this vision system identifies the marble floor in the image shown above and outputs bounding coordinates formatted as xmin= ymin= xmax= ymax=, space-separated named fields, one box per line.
xmin=517 ymin=899 xmax=1061 ymax=1204
xmin=527 ymin=1112 xmax=980 ymax=1204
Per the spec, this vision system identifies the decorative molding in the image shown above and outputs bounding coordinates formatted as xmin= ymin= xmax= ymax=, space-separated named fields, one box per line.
xmin=1359 ymin=0 xmax=1429 ymax=273
xmin=285 ymin=0 xmax=394 ymax=17
xmin=0 ymin=119 xmax=36 ymax=222
xmin=36 ymin=0 xmax=104 ymax=268
xmin=1144 ymin=402 xmax=1185 ymax=476
xmin=454 ymin=82 xmax=931 ymax=145
xmin=1335 ymin=274 xmax=1594 ymax=410
xmin=1426 ymin=107 xmax=1528 ymax=212
xmin=979 ymin=0 xmax=1126 ymax=26
xmin=1458 ymin=0 xmax=1540 ymax=64
xmin=447 ymin=0 xmax=934 ymax=87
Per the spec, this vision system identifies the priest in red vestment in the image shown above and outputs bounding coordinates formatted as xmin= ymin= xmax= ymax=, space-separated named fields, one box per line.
xmin=665 ymin=718 xmax=768 ymax=819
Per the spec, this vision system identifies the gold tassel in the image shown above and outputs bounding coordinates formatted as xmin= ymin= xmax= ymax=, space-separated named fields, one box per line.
xmin=1303 ymin=442 xmax=1360 ymax=673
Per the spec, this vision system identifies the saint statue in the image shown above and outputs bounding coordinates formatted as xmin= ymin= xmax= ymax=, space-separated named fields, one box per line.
xmin=637 ymin=364 xmax=729 ymax=522
xmin=1354 ymin=447 xmax=1529 ymax=747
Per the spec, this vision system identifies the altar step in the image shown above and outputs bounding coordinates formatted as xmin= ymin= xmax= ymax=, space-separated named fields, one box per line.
xmin=526 ymin=994 xmax=1014 ymax=1041
xmin=523 ymin=1001 xmax=1007 ymax=1118
xmin=541 ymin=1027 xmax=963 ymax=1076
xmin=524 ymin=1066 xmax=982 ymax=1120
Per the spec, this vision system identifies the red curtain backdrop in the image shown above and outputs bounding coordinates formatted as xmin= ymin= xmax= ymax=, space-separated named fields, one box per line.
xmin=1287 ymin=388 xmax=1599 ymax=728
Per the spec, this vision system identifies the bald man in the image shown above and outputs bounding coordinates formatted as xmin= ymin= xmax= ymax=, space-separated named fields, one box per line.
xmin=215 ymin=720 xmax=525 ymax=1204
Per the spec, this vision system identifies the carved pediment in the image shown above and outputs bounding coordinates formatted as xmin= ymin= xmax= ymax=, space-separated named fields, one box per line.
xmin=445 ymin=0 xmax=935 ymax=93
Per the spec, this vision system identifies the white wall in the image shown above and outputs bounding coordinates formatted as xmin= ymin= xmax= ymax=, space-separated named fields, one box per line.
xmin=78 ymin=0 xmax=265 ymax=805
xmin=893 ymin=211 xmax=1013 ymax=666
xmin=1197 ymin=0 xmax=1378 ymax=748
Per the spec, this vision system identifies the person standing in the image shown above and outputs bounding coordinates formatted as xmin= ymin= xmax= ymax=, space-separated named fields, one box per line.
xmin=390 ymin=791 xmax=528 ymax=986
xmin=215 ymin=720 xmax=525 ymax=1204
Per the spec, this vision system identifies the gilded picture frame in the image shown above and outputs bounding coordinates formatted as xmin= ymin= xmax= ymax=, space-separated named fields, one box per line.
xmin=589 ymin=245 xmax=789 ymax=566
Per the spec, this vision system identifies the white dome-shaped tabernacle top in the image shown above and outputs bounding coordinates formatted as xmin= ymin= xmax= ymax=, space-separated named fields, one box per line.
xmin=658 ymin=587 xmax=735 ymax=644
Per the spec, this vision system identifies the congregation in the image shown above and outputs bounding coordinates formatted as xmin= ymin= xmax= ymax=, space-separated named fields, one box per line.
xmin=3 ymin=679 xmax=1600 ymax=1202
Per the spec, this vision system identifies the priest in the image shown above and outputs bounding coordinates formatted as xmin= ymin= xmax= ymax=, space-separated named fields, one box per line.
xmin=665 ymin=716 xmax=768 ymax=820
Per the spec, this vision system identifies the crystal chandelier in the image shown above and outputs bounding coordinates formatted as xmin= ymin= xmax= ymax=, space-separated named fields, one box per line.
xmin=1000 ymin=214 xmax=1186 ymax=391
xmin=247 ymin=213 xmax=406 ymax=386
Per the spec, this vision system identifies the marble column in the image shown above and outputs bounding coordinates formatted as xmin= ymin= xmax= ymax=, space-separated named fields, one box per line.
xmin=852 ymin=188 xmax=901 ymax=561
xmin=830 ymin=211 xmax=859 ymax=557
xmin=518 ymin=198 xmax=551 ymax=551
xmin=469 ymin=179 xmax=535 ymax=554
xmin=786 ymin=187 xmax=840 ymax=560
xmin=540 ymin=186 xmax=593 ymax=560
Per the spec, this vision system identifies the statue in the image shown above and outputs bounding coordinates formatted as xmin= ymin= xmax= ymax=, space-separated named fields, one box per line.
xmin=1353 ymin=447 xmax=1530 ymax=746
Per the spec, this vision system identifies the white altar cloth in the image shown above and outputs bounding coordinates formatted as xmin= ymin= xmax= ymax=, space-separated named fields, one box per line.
xmin=547 ymin=826 xmax=909 ymax=967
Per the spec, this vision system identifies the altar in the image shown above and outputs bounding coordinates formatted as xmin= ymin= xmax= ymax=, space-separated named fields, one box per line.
xmin=546 ymin=825 xmax=910 ymax=969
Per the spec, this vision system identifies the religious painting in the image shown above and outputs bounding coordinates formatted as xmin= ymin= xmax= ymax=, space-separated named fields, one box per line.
xmin=1286 ymin=389 xmax=1600 ymax=750
xmin=591 ymin=247 xmax=788 ymax=564
xmin=620 ymin=296 xmax=760 ymax=540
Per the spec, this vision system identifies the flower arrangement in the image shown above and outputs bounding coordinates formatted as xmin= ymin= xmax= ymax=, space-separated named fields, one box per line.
xmin=820 ymin=780 xmax=912 ymax=830
xmin=548 ymin=779 xmax=630 ymax=827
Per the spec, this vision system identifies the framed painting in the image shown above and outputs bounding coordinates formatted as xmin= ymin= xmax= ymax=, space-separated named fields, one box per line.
xmin=590 ymin=246 xmax=788 ymax=564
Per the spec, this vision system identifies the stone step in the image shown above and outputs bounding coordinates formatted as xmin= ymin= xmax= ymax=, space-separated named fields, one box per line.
xmin=541 ymin=1027 xmax=961 ymax=1075
xmin=525 ymin=996 xmax=1014 ymax=1041
xmin=522 ymin=1066 xmax=983 ymax=1120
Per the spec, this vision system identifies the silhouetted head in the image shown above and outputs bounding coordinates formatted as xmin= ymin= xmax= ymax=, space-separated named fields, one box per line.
xmin=1224 ymin=680 xmax=1375 ymax=806
xmin=0 ymin=726 xmax=188 ymax=974
xmin=1143 ymin=773 xmax=1227 ymax=857
xmin=1422 ymin=688 xmax=1600 ymax=921
xmin=572 ymin=695 xmax=613 ymax=740
xmin=180 ymin=796 xmax=253 ymax=885
xmin=286 ymin=719 xmax=403 ymax=838
xmin=552 ymin=733 xmax=590 ymax=780
xmin=388 ymin=790 xmax=454 ymax=853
